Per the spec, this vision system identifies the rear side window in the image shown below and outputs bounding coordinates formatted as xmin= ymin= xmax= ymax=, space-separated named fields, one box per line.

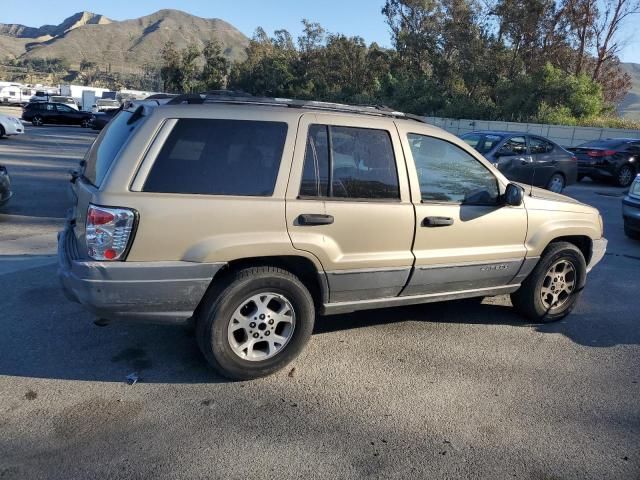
xmin=529 ymin=137 xmax=554 ymax=154
xmin=83 ymin=111 xmax=141 ymax=186
xmin=144 ymin=119 xmax=288 ymax=196
xmin=300 ymin=125 xmax=400 ymax=200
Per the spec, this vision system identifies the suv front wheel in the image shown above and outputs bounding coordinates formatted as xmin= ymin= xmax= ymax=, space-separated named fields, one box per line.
xmin=196 ymin=266 xmax=315 ymax=380
xmin=511 ymin=242 xmax=586 ymax=322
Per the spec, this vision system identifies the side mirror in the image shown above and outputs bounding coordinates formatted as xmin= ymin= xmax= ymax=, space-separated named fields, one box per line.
xmin=504 ymin=183 xmax=523 ymax=206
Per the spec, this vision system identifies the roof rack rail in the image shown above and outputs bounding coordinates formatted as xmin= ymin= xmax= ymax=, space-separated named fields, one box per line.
xmin=163 ymin=91 xmax=426 ymax=123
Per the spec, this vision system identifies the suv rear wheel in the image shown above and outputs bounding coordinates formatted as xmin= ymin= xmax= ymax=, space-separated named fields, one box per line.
xmin=32 ymin=115 xmax=43 ymax=127
xmin=511 ymin=242 xmax=586 ymax=322
xmin=196 ymin=266 xmax=315 ymax=380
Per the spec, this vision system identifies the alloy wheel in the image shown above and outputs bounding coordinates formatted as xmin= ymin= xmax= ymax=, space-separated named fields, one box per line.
xmin=227 ymin=292 xmax=296 ymax=362
xmin=618 ymin=166 xmax=634 ymax=187
xmin=540 ymin=259 xmax=576 ymax=311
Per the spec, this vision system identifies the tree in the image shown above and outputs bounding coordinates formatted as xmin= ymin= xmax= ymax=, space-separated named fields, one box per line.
xmin=202 ymin=40 xmax=230 ymax=90
xmin=160 ymin=41 xmax=183 ymax=93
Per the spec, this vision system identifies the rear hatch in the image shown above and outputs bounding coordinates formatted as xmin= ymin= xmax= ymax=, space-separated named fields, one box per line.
xmin=69 ymin=108 xmax=146 ymax=256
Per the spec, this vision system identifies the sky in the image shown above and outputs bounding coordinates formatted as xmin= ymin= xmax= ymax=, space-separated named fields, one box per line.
xmin=1 ymin=0 xmax=639 ymax=63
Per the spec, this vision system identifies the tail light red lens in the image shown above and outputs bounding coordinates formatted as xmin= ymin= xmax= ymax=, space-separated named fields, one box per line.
xmin=587 ymin=150 xmax=616 ymax=157
xmin=86 ymin=205 xmax=136 ymax=261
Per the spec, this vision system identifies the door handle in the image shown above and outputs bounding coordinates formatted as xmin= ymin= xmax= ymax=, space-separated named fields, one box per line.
xmin=298 ymin=214 xmax=334 ymax=226
xmin=422 ymin=216 xmax=454 ymax=227
xmin=518 ymin=156 xmax=533 ymax=165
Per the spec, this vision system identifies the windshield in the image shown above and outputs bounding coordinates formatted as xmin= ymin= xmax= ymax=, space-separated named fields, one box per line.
xmin=461 ymin=133 xmax=504 ymax=154
xmin=83 ymin=110 xmax=143 ymax=186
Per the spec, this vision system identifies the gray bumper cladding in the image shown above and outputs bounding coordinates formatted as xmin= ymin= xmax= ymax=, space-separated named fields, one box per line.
xmin=58 ymin=228 xmax=226 ymax=323
xmin=587 ymin=238 xmax=607 ymax=273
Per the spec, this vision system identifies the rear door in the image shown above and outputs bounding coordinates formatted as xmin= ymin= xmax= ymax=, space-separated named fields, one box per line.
xmin=528 ymin=136 xmax=557 ymax=186
xmin=396 ymin=126 xmax=528 ymax=296
xmin=286 ymin=113 xmax=415 ymax=303
xmin=56 ymin=104 xmax=79 ymax=124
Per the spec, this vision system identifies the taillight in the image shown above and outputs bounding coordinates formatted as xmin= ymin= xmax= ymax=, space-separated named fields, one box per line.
xmin=570 ymin=156 xmax=577 ymax=162
xmin=86 ymin=204 xmax=136 ymax=261
xmin=587 ymin=150 xmax=616 ymax=157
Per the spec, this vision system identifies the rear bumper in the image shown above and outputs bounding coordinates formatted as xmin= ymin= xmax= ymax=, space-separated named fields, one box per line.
xmin=587 ymin=238 xmax=607 ymax=273
xmin=578 ymin=163 xmax=615 ymax=178
xmin=57 ymin=226 xmax=226 ymax=324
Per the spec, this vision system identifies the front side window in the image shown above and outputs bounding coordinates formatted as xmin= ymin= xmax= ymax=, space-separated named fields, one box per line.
xmin=56 ymin=104 xmax=73 ymax=113
xmin=144 ymin=119 xmax=288 ymax=196
xmin=408 ymin=134 xmax=499 ymax=205
xmin=498 ymin=136 xmax=527 ymax=156
xmin=299 ymin=125 xmax=400 ymax=200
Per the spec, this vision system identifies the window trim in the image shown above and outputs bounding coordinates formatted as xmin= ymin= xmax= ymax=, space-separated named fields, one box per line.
xmin=298 ymin=123 xmax=402 ymax=202
xmin=407 ymin=132 xmax=501 ymax=207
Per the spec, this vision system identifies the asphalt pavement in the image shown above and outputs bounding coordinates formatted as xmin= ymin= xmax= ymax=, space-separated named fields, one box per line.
xmin=0 ymin=122 xmax=638 ymax=479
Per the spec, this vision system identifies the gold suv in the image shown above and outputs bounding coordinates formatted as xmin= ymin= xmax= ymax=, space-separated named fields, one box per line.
xmin=58 ymin=95 xmax=607 ymax=379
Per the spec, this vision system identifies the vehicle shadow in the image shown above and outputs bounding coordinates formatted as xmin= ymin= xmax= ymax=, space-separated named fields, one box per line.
xmin=1 ymin=261 xmax=637 ymax=386
xmin=316 ymin=296 xmax=640 ymax=348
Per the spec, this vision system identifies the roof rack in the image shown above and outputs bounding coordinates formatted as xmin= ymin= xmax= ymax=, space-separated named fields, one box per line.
xmin=164 ymin=90 xmax=426 ymax=123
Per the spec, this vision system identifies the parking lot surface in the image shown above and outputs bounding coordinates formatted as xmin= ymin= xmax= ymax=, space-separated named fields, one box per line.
xmin=0 ymin=123 xmax=638 ymax=479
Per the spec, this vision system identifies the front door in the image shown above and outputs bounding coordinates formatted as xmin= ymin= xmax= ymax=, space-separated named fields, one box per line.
xmin=528 ymin=136 xmax=557 ymax=187
xmin=286 ymin=113 xmax=415 ymax=303
xmin=396 ymin=127 xmax=528 ymax=296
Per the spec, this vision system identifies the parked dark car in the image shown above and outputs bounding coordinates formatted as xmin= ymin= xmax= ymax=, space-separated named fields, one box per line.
xmin=568 ymin=138 xmax=639 ymax=187
xmin=623 ymin=174 xmax=640 ymax=239
xmin=22 ymin=102 xmax=92 ymax=127
xmin=88 ymin=108 xmax=120 ymax=131
xmin=460 ymin=131 xmax=577 ymax=193
xmin=0 ymin=164 xmax=12 ymax=208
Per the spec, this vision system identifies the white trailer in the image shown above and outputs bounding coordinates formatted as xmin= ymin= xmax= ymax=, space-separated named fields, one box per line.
xmin=0 ymin=85 xmax=34 ymax=105
xmin=59 ymin=84 xmax=111 ymax=106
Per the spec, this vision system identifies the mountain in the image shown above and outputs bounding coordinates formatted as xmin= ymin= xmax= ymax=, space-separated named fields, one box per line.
xmin=618 ymin=63 xmax=640 ymax=120
xmin=0 ymin=11 xmax=111 ymax=40
xmin=0 ymin=9 xmax=249 ymax=71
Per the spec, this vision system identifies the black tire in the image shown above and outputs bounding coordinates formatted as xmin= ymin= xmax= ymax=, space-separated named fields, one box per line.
xmin=510 ymin=242 xmax=586 ymax=323
xmin=195 ymin=266 xmax=315 ymax=380
xmin=32 ymin=115 xmax=43 ymax=127
xmin=624 ymin=224 xmax=640 ymax=240
xmin=81 ymin=118 xmax=90 ymax=128
xmin=615 ymin=164 xmax=635 ymax=188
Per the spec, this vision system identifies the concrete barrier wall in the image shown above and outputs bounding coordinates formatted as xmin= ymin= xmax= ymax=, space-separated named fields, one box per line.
xmin=424 ymin=117 xmax=640 ymax=147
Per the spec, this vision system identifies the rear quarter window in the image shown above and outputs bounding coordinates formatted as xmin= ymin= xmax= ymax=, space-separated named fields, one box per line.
xmin=83 ymin=111 xmax=141 ymax=186
xmin=143 ymin=119 xmax=288 ymax=196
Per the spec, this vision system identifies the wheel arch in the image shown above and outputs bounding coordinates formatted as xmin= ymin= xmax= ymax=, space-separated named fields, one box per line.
xmin=195 ymin=255 xmax=328 ymax=316
xmin=546 ymin=235 xmax=593 ymax=265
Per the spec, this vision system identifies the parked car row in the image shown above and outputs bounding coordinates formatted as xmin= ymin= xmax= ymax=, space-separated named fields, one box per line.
xmin=461 ymin=131 xmax=639 ymax=191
